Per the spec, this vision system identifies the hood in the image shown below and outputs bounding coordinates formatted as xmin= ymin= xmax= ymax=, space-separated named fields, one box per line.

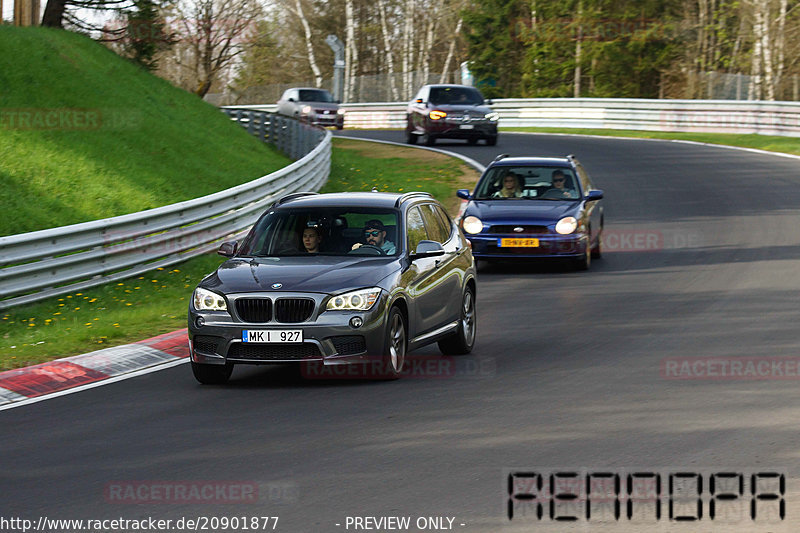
xmin=435 ymin=104 xmax=492 ymax=115
xmin=466 ymin=199 xmax=580 ymax=225
xmin=201 ymin=256 xmax=396 ymax=295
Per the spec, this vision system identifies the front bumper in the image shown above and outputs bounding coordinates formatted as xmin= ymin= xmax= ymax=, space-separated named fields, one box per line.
xmin=425 ymin=120 xmax=497 ymax=139
xmin=188 ymin=292 xmax=389 ymax=365
xmin=466 ymin=233 xmax=589 ymax=259
xmin=305 ymin=112 xmax=344 ymax=128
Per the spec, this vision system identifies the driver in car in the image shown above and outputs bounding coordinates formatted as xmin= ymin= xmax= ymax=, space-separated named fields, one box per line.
xmin=548 ymin=170 xmax=578 ymax=199
xmin=351 ymin=219 xmax=396 ymax=254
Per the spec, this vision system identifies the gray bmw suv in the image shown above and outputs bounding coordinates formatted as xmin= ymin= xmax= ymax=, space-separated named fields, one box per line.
xmin=189 ymin=191 xmax=477 ymax=384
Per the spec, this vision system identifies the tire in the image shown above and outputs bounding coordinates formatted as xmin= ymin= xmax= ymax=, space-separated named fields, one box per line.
xmin=573 ymin=235 xmax=591 ymax=271
xmin=467 ymin=137 xmax=479 ymax=145
xmin=486 ymin=135 xmax=498 ymax=146
xmin=381 ymin=307 xmax=407 ymax=379
xmin=438 ymin=286 xmax=477 ymax=355
xmin=191 ymin=362 xmax=233 ymax=385
xmin=591 ymin=232 xmax=603 ymax=259
xmin=336 ymin=125 xmax=344 ymax=131
xmin=406 ymin=130 xmax=418 ymax=145
xmin=422 ymin=132 xmax=436 ymax=146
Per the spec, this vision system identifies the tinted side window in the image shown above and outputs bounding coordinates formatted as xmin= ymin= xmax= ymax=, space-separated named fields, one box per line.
xmin=432 ymin=205 xmax=455 ymax=241
xmin=406 ymin=207 xmax=428 ymax=252
xmin=420 ymin=204 xmax=449 ymax=243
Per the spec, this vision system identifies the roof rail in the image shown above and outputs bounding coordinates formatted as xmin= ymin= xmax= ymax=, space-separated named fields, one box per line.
xmin=276 ymin=191 xmax=319 ymax=206
xmin=492 ymin=153 xmax=510 ymax=163
xmin=565 ymin=154 xmax=577 ymax=160
xmin=394 ymin=191 xmax=433 ymax=207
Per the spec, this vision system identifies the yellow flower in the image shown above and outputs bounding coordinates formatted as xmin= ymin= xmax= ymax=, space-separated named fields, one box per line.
xmin=89 ymin=298 xmax=97 ymax=302
xmin=125 ymin=303 xmax=132 ymax=306
xmin=76 ymin=293 xmax=82 ymax=296
xmin=53 ymin=312 xmax=61 ymax=315
xmin=84 ymin=323 xmax=92 ymax=326
xmin=117 ymin=283 xmax=124 ymax=286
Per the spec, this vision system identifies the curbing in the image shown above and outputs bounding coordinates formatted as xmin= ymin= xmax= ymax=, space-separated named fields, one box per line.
xmin=0 ymin=329 xmax=189 ymax=410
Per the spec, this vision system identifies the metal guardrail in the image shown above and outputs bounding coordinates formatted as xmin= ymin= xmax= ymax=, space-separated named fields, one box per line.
xmin=335 ymin=98 xmax=800 ymax=136
xmin=0 ymin=110 xmax=330 ymax=310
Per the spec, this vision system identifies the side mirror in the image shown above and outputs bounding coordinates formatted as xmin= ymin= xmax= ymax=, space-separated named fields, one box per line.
xmin=584 ymin=189 xmax=604 ymax=202
xmin=218 ymin=241 xmax=238 ymax=257
xmin=485 ymin=99 xmax=494 ymax=105
xmin=456 ymin=189 xmax=472 ymax=200
xmin=410 ymin=240 xmax=445 ymax=261
xmin=288 ymin=97 xmax=295 ymax=102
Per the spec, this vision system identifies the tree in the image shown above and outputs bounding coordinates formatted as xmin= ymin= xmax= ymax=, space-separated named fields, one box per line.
xmin=120 ymin=0 xmax=175 ymax=70
xmin=462 ymin=0 xmax=530 ymax=98
xmin=171 ymin=0 xmax=261 ymax=97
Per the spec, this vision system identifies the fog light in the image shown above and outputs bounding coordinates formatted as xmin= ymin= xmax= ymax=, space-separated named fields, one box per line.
xmin=196 ymin=317 xmax=205 ymax=328
xmin=350 ymin=316 xmax=363 ymax=328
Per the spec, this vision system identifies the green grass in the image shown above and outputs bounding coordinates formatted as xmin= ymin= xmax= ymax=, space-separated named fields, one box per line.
xmin=322 ymin=138 xmax=478 ymax=214
xmin=0 ymin=26 xmax=291 ymax=237
xmin=0 ymin=138 xmax=479 ymax=369
xmin=505 ymin=127 xmax=800 ymax=156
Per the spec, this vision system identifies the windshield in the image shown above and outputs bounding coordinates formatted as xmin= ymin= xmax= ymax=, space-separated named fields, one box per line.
xmin=298 ymin=89 xmax=334 ymax=103
xmin=473 ymin=166 xmax=581 ymax=200
xmin=238 ymin=207 xmax=400 ymax=257
xmin=429 ymin=87 xmax=484 ymax=106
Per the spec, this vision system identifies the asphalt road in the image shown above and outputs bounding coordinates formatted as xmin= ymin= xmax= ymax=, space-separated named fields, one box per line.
xmin=3 ymin=131 xmax=800 ymax=533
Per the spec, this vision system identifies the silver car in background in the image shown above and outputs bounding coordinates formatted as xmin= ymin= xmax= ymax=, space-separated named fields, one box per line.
xmin=276 ymin=88 xmax=344 ymax=129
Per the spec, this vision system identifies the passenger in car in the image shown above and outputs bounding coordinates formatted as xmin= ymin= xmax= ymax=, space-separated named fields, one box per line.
xmin=302 ymin=226 xmax=322 ymax=253
xmin=351 ymin=219 xmax=396 ymax=254
xmin=492 ymin=171 xmax=523 ymax=198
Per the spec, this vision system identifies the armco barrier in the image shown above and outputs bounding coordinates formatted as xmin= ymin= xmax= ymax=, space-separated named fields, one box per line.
xmin=0 ymin=110 xmax=330 ymax=310
xmin=301 ymin=98 xmax=800 ymax=136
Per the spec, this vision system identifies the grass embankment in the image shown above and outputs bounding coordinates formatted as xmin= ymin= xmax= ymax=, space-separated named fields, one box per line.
xmin=505 ymin=127 xmax=800 ymax=156
xmin=0 ymin=26 xmax=291 ymax=236
xmin=0 ymin=138 xmax=479 ymax=369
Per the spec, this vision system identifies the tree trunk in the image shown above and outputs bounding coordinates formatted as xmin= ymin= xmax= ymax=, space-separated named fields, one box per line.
xmin=574 ymin=0 xmax=583 ymax=98
xmin=439 ymin=17 xmax=462 ymax=84
xmin=749 ymin=3 xmax=764 ymax=99
xmin=294 ymin=0 xmax=323 ymax=87
xmin=41 ymin=0 xmax=66 ymax=27
xmin=378 ymin=0 xmax=400 ymax=101
xmin=402 ymin=0 xmax=415 ymax=99
xmin=344 ymin=0 xmax=358 ymax=101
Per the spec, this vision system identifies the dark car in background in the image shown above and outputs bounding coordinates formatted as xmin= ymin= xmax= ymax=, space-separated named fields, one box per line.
xmin=406 ymin=84 xmax=498 ymax=146
xmin=276 ymin=88 xmax=344 ymax=129
xmin=188 ymin=191 xmax=477 ymax=384
xmin=457 ymin=154 xmax=604 ymax=270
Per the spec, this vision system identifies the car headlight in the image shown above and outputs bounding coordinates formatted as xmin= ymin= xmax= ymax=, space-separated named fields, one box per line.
xmin=555 ymin=216 xmax=578 ymax=235
xmin=485 ymin=112 xmax=499 ymax=121
xmin=302 ymin=105 xmax=312 ymax=114
xmin=337 ymin=108 xmax=345 ymax=115
xmin=326 ymin=288 xmax=381 ymax=311
xmin=193 ymin=287 xmax=227 ymax=311
xmin=429 ymin=110 xmax=447 ymax=120
xmin=462 ymin=216 xmax=483 ymax=234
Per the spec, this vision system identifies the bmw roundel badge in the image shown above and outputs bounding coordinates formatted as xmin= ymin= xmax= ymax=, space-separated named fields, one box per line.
xmin=271 ymin=283 xmax=282 ymax=289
